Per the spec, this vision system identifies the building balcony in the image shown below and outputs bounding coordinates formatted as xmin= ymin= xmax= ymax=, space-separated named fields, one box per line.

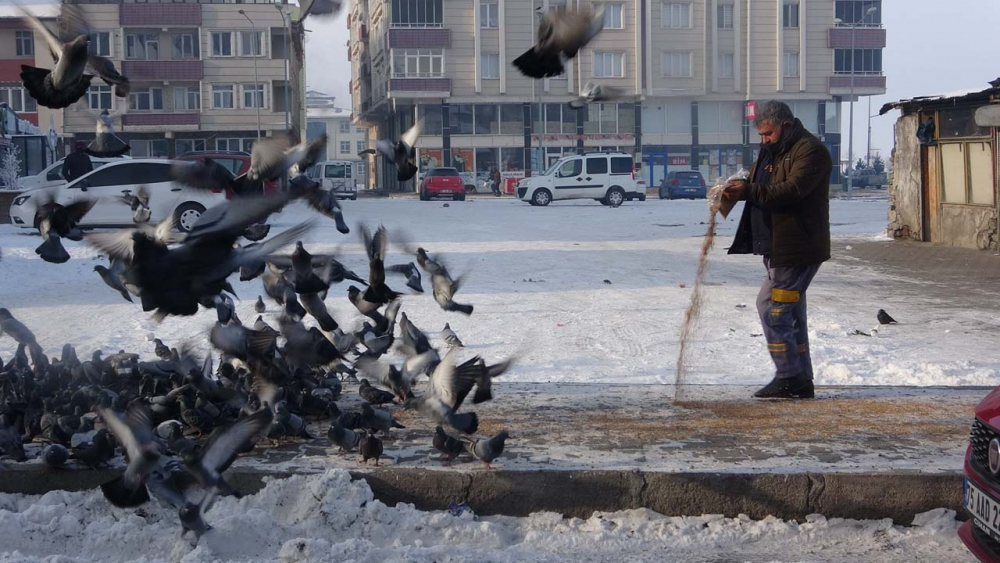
xmin=0 ymin=59 xmax=29 ymax=83
xmin=828 ymin=27 xmax=886 ymax=49
xmin=388 ymin=77 xmax=451 ymax=98
xmin=120 ymin=4 xmax=201 ymax=26
xmin=121 ymin=60 xmax=204 ymax=81
xmin=829 ymin=75 xmax=886 ymax=96
xmin=388 ymin=28 xmax=450 ymax=49
xmin=122 ymin=113 xmax=200 ymax=131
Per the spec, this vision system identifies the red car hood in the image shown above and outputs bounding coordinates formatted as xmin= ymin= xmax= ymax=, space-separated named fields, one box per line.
xmin=975 ymin=387 xmax=1000 ymax=428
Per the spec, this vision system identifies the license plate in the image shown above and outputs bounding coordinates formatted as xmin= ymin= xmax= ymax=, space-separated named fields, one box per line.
xmin=440 ymin=190 xmax=452 ymax=194
xmin=686 ymin=188 xmax=698 ymax=192
xmin=966 ymin=479 xmax=1000 ymax=542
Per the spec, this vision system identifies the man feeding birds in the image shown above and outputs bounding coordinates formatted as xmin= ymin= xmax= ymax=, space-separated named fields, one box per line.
xmin=722 ymin=100 xmax=832 ymax=400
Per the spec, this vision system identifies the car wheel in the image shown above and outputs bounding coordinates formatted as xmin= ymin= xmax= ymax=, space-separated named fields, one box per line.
xmin=531 ymin=189 xmax=552 ymax=206
xmin=174 ymin=202 xmax=206 ymax=233
xmin=638 ymin=194 xmax=646 ymax=202
xmin=465 ymin=186 xmax=475 ymax=195
xmin=419 ymin=189 xmax=429 ymax=201
xmin=605 ymin=186 xmax=626 ymax=207
xmin=350 ymin=195 xmax=357 ymax=201
xmin=454 ymin=194 xmax=465 ymax=201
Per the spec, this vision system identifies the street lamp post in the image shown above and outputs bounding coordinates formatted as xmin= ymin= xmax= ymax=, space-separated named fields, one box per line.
xmin=275 ymin=4 xmax=291 ymax=132
xmin=238 ymin=9 xmax=262 ymax=140
xmin=867 ymin=96 xmax=876 ymax=166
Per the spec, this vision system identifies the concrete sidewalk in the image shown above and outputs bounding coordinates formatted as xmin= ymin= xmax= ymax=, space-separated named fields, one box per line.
xmin=1 ymin=383 xmax=981 ymax=522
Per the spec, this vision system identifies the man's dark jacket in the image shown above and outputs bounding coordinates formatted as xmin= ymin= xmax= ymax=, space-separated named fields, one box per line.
xmin=728 ymin=118 xmax=832 ymax=268
xmin=62 ymin=151 xmax=93 ymax=183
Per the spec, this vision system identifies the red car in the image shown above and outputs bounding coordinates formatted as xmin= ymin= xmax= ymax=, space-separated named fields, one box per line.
xmin=419 ymin=167 xmax=466 ymax=201
xmin=960 ymin=389 xmax=1000 ymax=561
xmin=176 ymin=150 xmax=279 ymax=199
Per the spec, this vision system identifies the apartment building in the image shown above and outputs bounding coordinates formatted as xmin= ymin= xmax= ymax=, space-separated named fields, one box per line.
xmin=350 ymin=0 xmax=886 ymax=191
xmin=51 ymin=0 xmax=303 ymax=158
xmin=305 ymin=102 xmax=368 ymax=185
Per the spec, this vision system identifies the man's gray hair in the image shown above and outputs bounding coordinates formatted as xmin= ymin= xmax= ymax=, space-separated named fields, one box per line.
xmin=753 ymin=100 xmax=795 ymax=128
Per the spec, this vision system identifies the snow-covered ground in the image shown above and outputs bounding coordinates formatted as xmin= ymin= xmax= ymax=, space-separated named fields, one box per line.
xmin=0 ymin=469 xmax=974 ymax=563
xmin=1 ymin=195 xmax=998 ymax=387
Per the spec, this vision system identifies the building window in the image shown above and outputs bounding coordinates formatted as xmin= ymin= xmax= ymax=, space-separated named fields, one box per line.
xmin=212 ymin=32 xmax=233 ymax=57
xmin=88 ymin=32 xmax=111 ymax=57
xmin=131 ymin=140 xmax=169 ymax=158
xmin=783 ymin=2 xmax=799 ymax=28
xmin=834 ymin=48 xmax=882 ymax=74
xmin=173 ymin=86 xmax=200 ymax=111
xmin=357 ymin=141 xmax=365 ymax=153
xmin=175 ymin=139 xmax=206 ymax=154
xmin=215 ymin=138 xmax=242 ymax=151
xmin=835 ymin=0 xmax=881 ymax=26
xmin=661 ymin=51 xmax=692 ymax=78
xmin=450 ymin=104 xmax=475 ymax=135
xmin=240 ymin=30 xmax=265 ymax=57
xmin=499 ymin=104 xmax=521 ymax=135
xmin=421 ymin=104 xmax=444 ymax=135
xmin=480 ymin=1 xmax=498 ymax=28
xmin=717 ymin=3 xmax=733 ymax=29
xmin=340 ymin=140 xmax=351 ymax=153
xmin=594 ymin=51 xmax=624 ymax=78
xmin=718 ymin=52 xmax=734 ymax=78
xmin=306 ymin=121 xmax=327 ymax=143
xmin=242 ymin=84 xmax=265 ymax=109
xmin=941 ymin=142 xmax=994 ymax=206
xmin=339 ymin=120 xmax=351 ymax=133
xmin=172 ymin=33 xmax=199 ymax=59
xmin=391 ymin=0 xmax=444 ymax=27
xmin=583 ymin=102 xmax=632 ymax=134
xmin=783 ymin=52 xmax=799 ymax=77
xmin=481 ymin=52 xmax=500 ymax=79
xmin=87 ymin=86 xmax=113 ymax=110
xmin=129 ymin=87 xmax=163 ymax=111
xmin=391 ymin=48 xmax=445 ymax=78
xmin=15 ymin=30 xmax=33 ymax=56
xmin=125 ymin=33 xmax=159 ymax=60
xmin=661 ymin=3 xmax=692 ymax=29
xmin=0 ymin=87 xmax=35 ymax=112
xmin=212 ymin=84 xmax=235 ymax=109
xmin=600 ymin=3 xmax=624 ymax=29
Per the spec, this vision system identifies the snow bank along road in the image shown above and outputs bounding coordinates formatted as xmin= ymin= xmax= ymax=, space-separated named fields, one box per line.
xmin=1 ymin=196 xmax=997 ymax=388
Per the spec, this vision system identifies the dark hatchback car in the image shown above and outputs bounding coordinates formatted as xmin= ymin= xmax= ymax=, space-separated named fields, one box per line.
xmin=659 ymin=171 xmax=707 ymax=200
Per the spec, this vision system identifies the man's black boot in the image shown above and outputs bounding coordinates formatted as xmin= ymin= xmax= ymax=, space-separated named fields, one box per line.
xmin=753 ymin=374 xmax=815 ymax=399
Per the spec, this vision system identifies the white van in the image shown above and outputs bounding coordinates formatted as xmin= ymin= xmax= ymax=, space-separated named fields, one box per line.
xmin=307 ymin=160 xmax=360 ymax=200
xmin=516 ymin=152 xmax=644 ymax=206
xmin=17 ymin=156 xmax=129 ymax=191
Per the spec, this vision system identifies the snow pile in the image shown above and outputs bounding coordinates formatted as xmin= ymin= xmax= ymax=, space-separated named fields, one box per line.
xmin=0 ymin=470 xmax=972 ymax=562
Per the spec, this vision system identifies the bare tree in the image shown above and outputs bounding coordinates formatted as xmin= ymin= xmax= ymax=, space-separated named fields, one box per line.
xmin=0 ymin=146 xmax=22 ymax=190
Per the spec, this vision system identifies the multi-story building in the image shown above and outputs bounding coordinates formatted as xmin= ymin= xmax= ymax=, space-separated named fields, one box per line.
xmin=52 ymin=0 xmax=304 ymax=158
xmin=305 ymin=99 xmax=368 ymax=186
xmin=350 ymin=0 xmax=886 ymax=191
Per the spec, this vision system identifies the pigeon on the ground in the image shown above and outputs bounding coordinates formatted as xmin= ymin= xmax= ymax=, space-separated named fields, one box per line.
xmin=359 ymin=403 xmax=405 ymax=436
xmin=512 ymin=7 xmax=605 ymax=79
xmin=153 ymin=338 xmax=171 ymax=361
xmin=877 ymin=309 xmax=897 ymax=325
xmin=367 ymin=120 xmax=422 ymax=182
xmin=327 ymin=421 xmax=363 ymax=454
xmin=433 ymin=426 xmax=465 ymax=465
xmin=360 ymin=431 xmax=383 ymax=466
xmin=254 ymin=296 xmax=266 ymax=314
xmin=568 ymin=81 xmax=628 ymax=109
xmin=464 ymin=430 xmax=509 ymax=470
xmin=387 ymin=262 xmax=424 ymax=293
xmin=441 ymin=323 xmax=464 ymax=348
xmin=358 ymin=379 xmax=396 ymax=406
xmin=41 ymin=443 xmax=69 ymax=468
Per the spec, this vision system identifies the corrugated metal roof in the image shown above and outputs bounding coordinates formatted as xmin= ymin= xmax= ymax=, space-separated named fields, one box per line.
xmin=879 ymin=79 xmax=999 ymax=115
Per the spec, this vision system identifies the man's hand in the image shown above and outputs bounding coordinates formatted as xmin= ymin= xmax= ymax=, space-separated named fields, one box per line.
xmin=723 ymin=180 xmax=747 ymax=202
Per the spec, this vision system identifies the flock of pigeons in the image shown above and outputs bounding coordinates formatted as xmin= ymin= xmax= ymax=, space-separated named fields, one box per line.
xmin=0 ymin=1 xmax=638 ymax=541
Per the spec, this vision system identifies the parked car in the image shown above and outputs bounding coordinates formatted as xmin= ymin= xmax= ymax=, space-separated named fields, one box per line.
xmin=516 ymin=152 xmax=643 ymax=206
xmin=176 ymin=150 xmax=280 ymax=198
xmin=420 ymin=167 xmax=466 ymax=201
xmin=850 ymin=168 xmax=887 ymax=189
xmin=959 ymin=389 xmax=1000 ymax=562
xmin=17 ymin=156 xmax=127 ymax=191
xmin=659 ymin=171 xmax=707 ymax=200
xmin=9 ymin=159 xmax=226 ymax=233
xmin=306 ymin=160 xmax=359 ymax=200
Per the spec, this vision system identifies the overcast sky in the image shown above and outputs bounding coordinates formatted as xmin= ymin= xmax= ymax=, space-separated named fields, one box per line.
xmin=302 ymin=1 xmax=1000 ymax=166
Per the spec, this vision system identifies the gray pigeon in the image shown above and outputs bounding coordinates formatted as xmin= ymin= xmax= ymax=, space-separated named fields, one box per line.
xmin=569 ymin=81 xmax=629 ymax=109
xmin=94 ymin=264 xmax=133 ymax=303
xmin=41 ymin=443 xmax=69 ymax=468
xmin=98 ymin=405 xmax=160 ymax=489
xmin=371 ymin=120 xmax=422 ymax=182
xmin=360 ymin=431 xmax=383 ymax=466
xmin=254 ymin=295 xmax=266 ymax=314
xmin=513 ymin=7 xmax=605 ymax=78
xmin=327 ymin=421 xmax=363 ymax=453
xmin=417 ymin=248 xmax=474 ymax=315
xmin=403 ymin=349 xmax=480 ymax=435
xmin=441 ymin=323 xmax=464 ymax=348
xmin=387 ymin=262 xmax=424 ymax=293
xmin=464 ymin=430 xmax=509 ymax=470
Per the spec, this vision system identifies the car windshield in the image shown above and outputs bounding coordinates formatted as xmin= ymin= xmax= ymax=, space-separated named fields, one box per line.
xmin=543 ymin=161 xmax=563 ymax=176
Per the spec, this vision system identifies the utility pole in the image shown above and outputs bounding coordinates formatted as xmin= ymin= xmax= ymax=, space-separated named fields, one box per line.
xmin=276 ymin=4 xmax=291 ymax=131
xmin=238 ymin=10 xmax=262 ymax=140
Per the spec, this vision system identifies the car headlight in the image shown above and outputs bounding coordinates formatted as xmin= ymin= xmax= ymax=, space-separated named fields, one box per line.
xmin=12 ymin=196 xmax=30 ymax=206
